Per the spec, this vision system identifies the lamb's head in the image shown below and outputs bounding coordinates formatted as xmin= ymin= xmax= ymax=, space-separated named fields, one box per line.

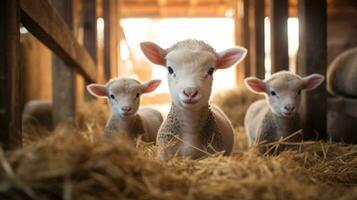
xmin=245 ymin=71 xmax=324 ymax=117
xmin=140 ymin=39 xmax=247 ymax=109
xmin=87 ymin=78 xmax=161 ymax=117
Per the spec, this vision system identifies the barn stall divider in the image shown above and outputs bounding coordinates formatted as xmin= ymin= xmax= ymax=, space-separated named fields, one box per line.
xmin=0 ymin=0 xmax=121 ymax=149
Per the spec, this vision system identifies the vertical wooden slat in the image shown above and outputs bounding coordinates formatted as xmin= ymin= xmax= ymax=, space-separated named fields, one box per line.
xmin=82 ymin=0 xmax=97 ymax=100
xmin=103 ymin=0 xmax=118 ymax=81
xmin=242 ymin=0 xmax=250 ymax=78
xmin=0 ymin=0 xmax=22 ymax=149
xmin=249 ymin=0 xmax=265 ymax=79
xmin=297 ymin=0 xmax=327 ymax=140
xmin=235 ymin=0 xmax=251 ymax=84
xmin=270 ymin=0 xmax=289 ymax=72
xmin=51 ymin=0 xmax=76 ymax=126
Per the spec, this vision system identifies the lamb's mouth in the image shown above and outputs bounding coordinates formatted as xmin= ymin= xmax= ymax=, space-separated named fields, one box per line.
xmin=121 ymin=112 xmax=134 ymax=117
xmin=182 ymin=99 xmax=199 ymax=105
xmin=281 ymin=112 xmax=295 ymax=117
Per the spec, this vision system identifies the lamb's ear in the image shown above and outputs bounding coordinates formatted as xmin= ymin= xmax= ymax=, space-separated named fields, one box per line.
xmin=86 ymin=84 xmax=108 ymax=98
xmin=140 ymin=42 xmax=167 ymax=66
xmin=302 ymin=74 xmax=325 ymax=90
xmin=142 ymin=79 xmax=162 ymax=93
xmin=244 ymin=77 xmax=266 ymax=93
xmin=216 ymin=47 xmax=247 ymax=69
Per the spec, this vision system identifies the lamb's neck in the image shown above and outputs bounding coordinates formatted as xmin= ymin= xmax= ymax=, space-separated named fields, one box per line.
xmin=171 ymin=103 xmax=210 ymax=136
xmin=269 ymin=110 xmax=298 ymax=137
xmin=110 ymin=113 xmax=138 ymax=135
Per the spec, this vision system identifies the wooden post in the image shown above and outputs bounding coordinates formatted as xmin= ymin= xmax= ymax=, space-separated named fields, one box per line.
xmin=103 ymin=0 xmax=118 ymax=81
xmin=0 ymin=0 xmax=22 ymax=149
xmin=51 ymin=0 xmax=76 ymax=126
xmin=270 ymin=0 xmax=289 ymax=72
xmin=242 ymin=0 xmax=250 ymax=78
xmin=248 ymin=0 xmax=265 ymax=79
xmin=297 ymin=0 xmax=327 ymax=140
xmin=82 ymin=0 xmax=97 ymax=100
xmin=234 ymin=0 xmax=250 ymax=85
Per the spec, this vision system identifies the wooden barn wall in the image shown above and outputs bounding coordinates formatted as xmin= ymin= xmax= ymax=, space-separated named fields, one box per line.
xmin=21 ymin=34 xmax=52 ymax=104
xmin=327 ymin=0 xmax=357 ymax=64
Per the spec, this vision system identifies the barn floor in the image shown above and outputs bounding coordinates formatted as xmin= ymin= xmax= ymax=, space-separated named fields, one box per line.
xmin=1 ymin=89 xmax=357 ymax=200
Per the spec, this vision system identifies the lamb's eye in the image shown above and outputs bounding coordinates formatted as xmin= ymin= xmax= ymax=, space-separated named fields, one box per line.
xmin=168 ymin=66 xmax=174 ymax=75
xmin=270 ymin=91 xmax=277 ymax=96
xmin=207 ymin=67 xmax=215 ymax=75
xmin=297 ymin=90 xmax=301 ymax=95
xmin=110 ymin=94 xmax=115 ymax=100
xmin=136 ymin=93 xmax=140 ymax=98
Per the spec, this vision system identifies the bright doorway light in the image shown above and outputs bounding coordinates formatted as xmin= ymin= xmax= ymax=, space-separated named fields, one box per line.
xmin=264 ymin=17 xmax=299 ymax=78
xmin=120 ymin=18 xmax=236 ymax=94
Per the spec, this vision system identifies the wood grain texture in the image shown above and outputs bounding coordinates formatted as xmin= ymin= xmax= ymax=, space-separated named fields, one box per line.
xmin=51 ymin=0 xmax=76 ymax=126
xmin=248 ymin=0 xmax=265 ymax=79
xmin=82 ymin=0 xmax=97 ymax=100
xmin=20 ymin=0 xmax=97 ymax=82
xmin=103 ymin=0 xmax=119 ymax=80
xmin=297 ymin=0 xmax=327 ymax=140
xmin=0 ymin=0 xmax=22 ymax=149
xmin=270 ymin=0 xmax=289 ymax=72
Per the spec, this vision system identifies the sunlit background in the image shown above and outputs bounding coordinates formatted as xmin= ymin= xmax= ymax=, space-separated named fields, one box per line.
xmin=95 ymin=17 xmax=299 ymax=94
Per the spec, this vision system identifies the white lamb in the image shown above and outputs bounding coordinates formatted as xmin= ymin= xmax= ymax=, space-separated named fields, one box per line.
xmin=87 ymin=78 xmax=163 ymax=144
xmin=244 ymin=71 xmax=324 ymax=153
xmin=140 ymin=39 xmax=247 ymax=159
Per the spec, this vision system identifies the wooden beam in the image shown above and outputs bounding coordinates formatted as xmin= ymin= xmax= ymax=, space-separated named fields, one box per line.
xmin=297 ymin=0 xmax=327 ymax=140
xmin=0 ymin=0 xmax=22 ymax=149
xmin=248 ymin=0 xmax=265 ymax=79
xmin=82 ymin=0 xmax=97 ymax=100
xmin=104 ymin=0 xmax=119 ymax=80
xmin=20 ymin=0 xmax=97 ymax=82
xmin=119 ymin=4 xmax=230 ymax=18
xmin=270 ymin=0 xmax=289 ymax=72
xmin=51 ymin=0 xmax=76 ymax=126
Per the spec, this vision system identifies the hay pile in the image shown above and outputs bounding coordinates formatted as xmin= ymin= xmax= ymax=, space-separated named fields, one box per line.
xmin=1 ymin=89 xmax=357 ymax=200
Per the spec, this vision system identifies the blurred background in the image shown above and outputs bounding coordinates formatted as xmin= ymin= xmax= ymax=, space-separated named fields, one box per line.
xmin=20 ymin=0 xmax=357 ymax=106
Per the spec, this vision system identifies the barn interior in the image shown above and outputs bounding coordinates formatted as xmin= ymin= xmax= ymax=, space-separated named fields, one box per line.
xmin=0 ymin=0 xmax=357 ymax=199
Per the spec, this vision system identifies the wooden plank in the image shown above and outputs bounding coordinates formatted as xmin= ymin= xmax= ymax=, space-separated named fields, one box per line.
xmin=104 ymin=0 xmax=119 ymax=80
xmin=82 ymin=0 xmax=97 ymax=100
xmin=242 ymin=0 xmax=250 ymax=78
xmin=0 ymin=0 xmax=22 ymax=149
xmin=234 ymin=0 xmax=247 ymax=84
xmin=297 ymin=0 xmax=327 ymax=140
xmin=51 ymin=0 xmax=76 ymax=126
xmin=20 ymin=0 xmax=97 ymax=82
xmin=248 ymin=0 xmax=265 ymax=79
xmin=270 ymin=0 xmax=289 ymax=72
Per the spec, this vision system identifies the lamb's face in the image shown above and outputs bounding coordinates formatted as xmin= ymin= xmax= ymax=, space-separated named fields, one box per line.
xmin=87 ymin=78 xmax=161 ymax=118
xmin=166 ymin=49 xmax=217 ymax=108
xmin=107 ymin=79 xmax=142 ymax=117
xmin=245 ymin=71 xmax=325 ymax=118
xmin=140 ymin=40 xmax=248 ymax=110
xmin=265 ymin=76 xmax=303 ymax=117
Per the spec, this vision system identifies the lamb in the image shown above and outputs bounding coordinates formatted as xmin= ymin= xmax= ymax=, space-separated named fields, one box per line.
xmin=327 ymin=47 xmax=357 ymax=98
xmin=244 ymin=71 xmax=324 ymax=153
xmin=87 ymin=78 xmax=163 ymax=144
xmin=140 ymin=39 xmax=247 ymax=159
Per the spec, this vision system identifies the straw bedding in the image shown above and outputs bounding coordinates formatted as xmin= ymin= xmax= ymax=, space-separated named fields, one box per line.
xmin=1 ymin=89 xmax=357 ymax=200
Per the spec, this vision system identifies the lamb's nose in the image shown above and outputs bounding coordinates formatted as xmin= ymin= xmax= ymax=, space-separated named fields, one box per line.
xmin=284 ymin=104 xmax=295 ymax=112
xmin=183 ymin=88 xmax=198 ymax=99
xmin=121 ymin=106 xmax=132 ymax=113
